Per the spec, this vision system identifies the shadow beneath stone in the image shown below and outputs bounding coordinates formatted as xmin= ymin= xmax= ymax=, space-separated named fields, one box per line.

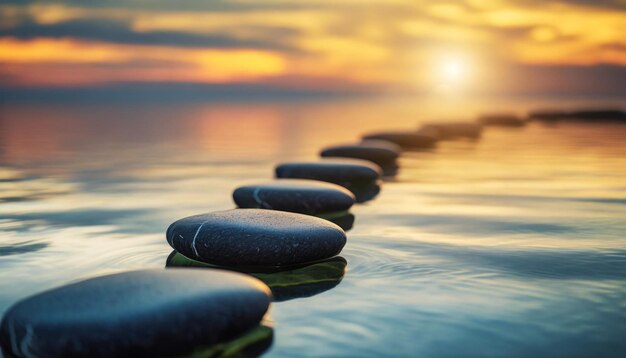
xmin=180 ymin=323 xmax=273 ymax=358
xmin=348 ymin=181 xmax=381 ymax=203
xmin=316 ymin=211 xmax=355 ymax=231
xmin=166 ymin=252 xmax=347 ymax=302
xmin=379 ymin=162 xmax=399 ymax=177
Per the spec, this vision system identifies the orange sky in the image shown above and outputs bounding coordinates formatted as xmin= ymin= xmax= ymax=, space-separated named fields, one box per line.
xmin=1 ymin=1 xmax=626 ymax=95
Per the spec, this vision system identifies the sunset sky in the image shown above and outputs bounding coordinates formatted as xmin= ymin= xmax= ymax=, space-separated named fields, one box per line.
xmin=1 ymin=0 xmax=626 ymax=97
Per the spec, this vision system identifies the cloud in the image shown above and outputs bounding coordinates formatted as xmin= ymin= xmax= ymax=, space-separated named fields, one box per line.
xmin=0 ymin=0 xmax=625 ymax=93
xmin=0 ymin=18 xmax=301 ymax=52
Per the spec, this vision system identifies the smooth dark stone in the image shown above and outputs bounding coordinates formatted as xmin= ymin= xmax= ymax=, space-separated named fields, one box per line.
xmin=0 ymin=269 xmax=271 ymax=358
xmin=362 ymin=131 xmax=437 ymax=149
xmin=275 ymin=160 xmax=382 ymax=202
xmin=477 ymin=114 xmax=526 ymax=127
xmin=320 ymin=143 xmax=399 ymax=176
xmin=167 ymin=209 xmax=347 ymax=268
xmin=233 ymin=179 xmax=355 ymax=215
xmin=166 ymin=251 xmax=347 ymax=302
xmin=529 ymin=109 xmax=626 ymax=122
xmin=419 ymin=122 xmax=482 ymax=139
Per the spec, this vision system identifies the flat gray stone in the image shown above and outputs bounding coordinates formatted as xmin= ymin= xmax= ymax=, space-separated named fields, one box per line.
xmin=320 ymin=143 xmax=400 ymax=176
xmin=167 ymin=209 xmax=346 ymax=268
xmin=419 ymin=122 xmax=482 ymax=139
xmin=358 ymin=139 xmax=402 ymax=153
xmin=0 ymin=269 xmax=271 ymax=358
xmin=274 ymin=160 xmax=382 ymax=202
xmin=478 ymin=114 xmax=526 ymax=127
xmin=233 ymin=179 xmax=354 ymax=215
xmin=362 ymin=131 xmax=437 ymax=149
xmin=529 ymin=109 xmax=626 ymax=122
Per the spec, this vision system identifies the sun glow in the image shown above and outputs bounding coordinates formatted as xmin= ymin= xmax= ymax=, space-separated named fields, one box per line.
xmin=433 ymin=53 xmax=472 ymax=94
xmin=442 ymin=60 xmax=464 ymax=81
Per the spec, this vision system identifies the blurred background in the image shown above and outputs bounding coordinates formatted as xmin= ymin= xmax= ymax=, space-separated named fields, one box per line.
xmin=1 ymin=0 xmax=625 ymax=99
xmin=1 ymin=1 xmax=626 ymax=357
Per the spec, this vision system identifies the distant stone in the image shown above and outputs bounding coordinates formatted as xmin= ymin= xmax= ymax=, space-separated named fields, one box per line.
xmin=275 ymin=159 xmax=382 ymax=202
xmin=477 ymin=114 xmax=526 ymax=127
xmin=167 ymin=209 xmax=346 ymax=268
xmin=419 ymin=122 xmax=482 ymax=140
xmin=167 ymin=251 xmax=347 ymax=302
xmin=233 ymin=179 xmax=355 ymax=215
xmin=358 ymin=139 xmax=402 ymax=153
xmin=528 ymin=110 xmax=568 ymax=121
xmin=415 ymin=126 xmax=441 ymax=139
xmin=362 ymin=131 xmax=437 ymax=149
xmin=320 ymin=142 xmax=400 ymax=176
xmin=529 ymin=109 xmax=626 ymax=122
xmin=0 ymin=269 xmax=272 ymax=358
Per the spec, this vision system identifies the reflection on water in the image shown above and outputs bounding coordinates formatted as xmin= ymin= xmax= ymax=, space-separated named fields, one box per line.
xmin=184 ymin=323 xmax=274 ymax=358
xmin=0 ymin=240 xmax=48 ymax=257
xmin=167 ymin=251 xmax=347 ymax=302
xmin=348 ymin=181 xmax=381 ymax=203
xmin=1 ymin=96 xmax=626 ymax=356
xmin=316 ymin=211 xmax=355 ymax=231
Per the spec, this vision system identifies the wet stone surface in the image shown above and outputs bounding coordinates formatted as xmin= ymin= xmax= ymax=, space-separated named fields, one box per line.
xmin=275 ymin=160 xmax=383 ymax=202
xmin=233 ymin=179 xmax=355 ymax=215
xmin=0 ymin=269 xmax=271 ymax=358
xmin=167 ymin=209 xmax=347 ymax=268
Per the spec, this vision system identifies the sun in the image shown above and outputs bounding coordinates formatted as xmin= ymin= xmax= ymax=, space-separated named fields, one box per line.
xmin=432 ymin=53 xmax=472 ymax=94
xmin=442 ymin=60 xmax=463 ymax=80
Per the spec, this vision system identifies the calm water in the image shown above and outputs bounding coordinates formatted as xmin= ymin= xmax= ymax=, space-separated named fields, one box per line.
xmin=1 ymin=96 xmax=626 ymax=357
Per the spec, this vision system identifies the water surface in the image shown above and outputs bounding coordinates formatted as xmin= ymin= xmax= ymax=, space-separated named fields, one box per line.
xmin=1 ymin=96 xmax=625 ymax=356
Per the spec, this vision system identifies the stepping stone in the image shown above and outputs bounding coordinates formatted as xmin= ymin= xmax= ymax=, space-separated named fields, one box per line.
xmin=359 ymin=139 xmax=402 ymax=153
xmin=419 ymin=122 xmax=482 ymax=140
xmin=167 ymin=209 xmax=347 ymax=268
xmin=529 ymin=109 xmax=626 ymax=122
xmin=233 ymin=179 xmax=355 ymax=215
xmin=275 ymin=159 xmax=382 ymax=202
xmin=362 ymin=131 xmax=437 ymax=149
xmin=167 ymin=251 xmax=347 ymax=302
xmin=320 ymin=142 xmax=400 ymax=176
xmin=415 ymin=126 xmax=441 ymax=139
xmin=477 ymin=114 xmax=526 ymax=127
xmin=0 ymin=269 xmax=272 ymax=358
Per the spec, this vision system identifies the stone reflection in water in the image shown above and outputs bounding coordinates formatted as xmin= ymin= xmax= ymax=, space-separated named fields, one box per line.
xmin=166 ymin=251 xmax=347 ymax=302
xmin=316 ymin=211 xmax=355 ymax=231
xmin=181 ymin=323 xmax=273 ymax=358
xmin=349 ymin=181 xmax=381 ymax=203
